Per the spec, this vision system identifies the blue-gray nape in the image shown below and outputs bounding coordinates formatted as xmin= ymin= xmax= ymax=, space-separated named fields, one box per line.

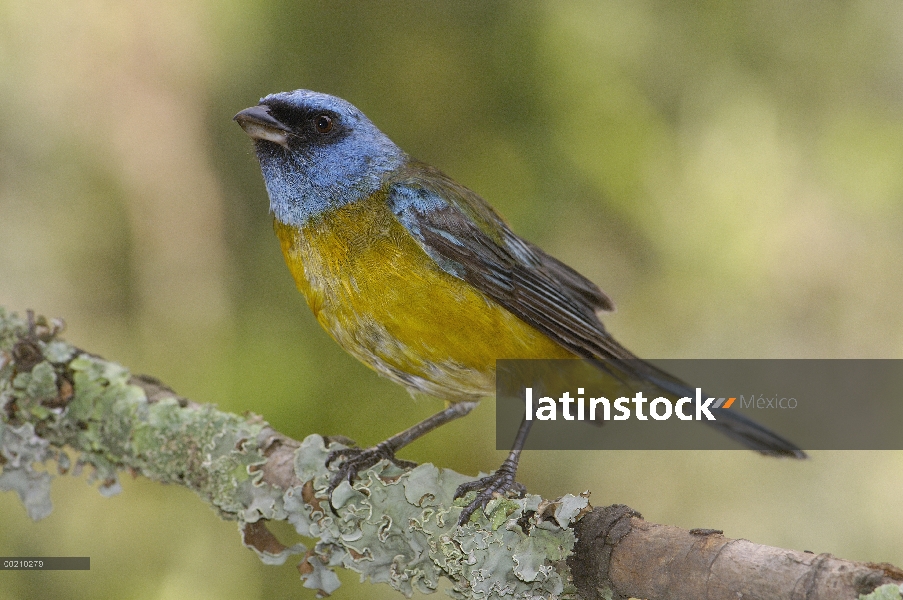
xmin=255 ymin=90 xmax=407 ymax=227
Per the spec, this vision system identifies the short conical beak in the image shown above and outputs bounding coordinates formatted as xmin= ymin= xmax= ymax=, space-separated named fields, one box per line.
xmin=234 ymin=105 xmax=290 ymax=148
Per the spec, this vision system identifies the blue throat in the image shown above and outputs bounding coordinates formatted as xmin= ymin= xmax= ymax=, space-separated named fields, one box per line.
xmin=261 ymin=144 xmax=407 ymax=226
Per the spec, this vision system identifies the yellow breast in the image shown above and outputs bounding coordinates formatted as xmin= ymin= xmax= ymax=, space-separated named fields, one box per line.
xmin=274 ymin=191 xmax=574 ymax=402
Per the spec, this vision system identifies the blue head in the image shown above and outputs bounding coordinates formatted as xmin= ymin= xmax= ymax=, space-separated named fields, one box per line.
xmin=234 ymin=90 xmax=407 ymax=226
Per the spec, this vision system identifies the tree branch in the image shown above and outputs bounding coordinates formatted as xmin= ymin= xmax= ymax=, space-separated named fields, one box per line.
xmin=1 ymin=307 xmax=900 ymax=600
xmin=569 ymin=504 xmax=903 ymax=600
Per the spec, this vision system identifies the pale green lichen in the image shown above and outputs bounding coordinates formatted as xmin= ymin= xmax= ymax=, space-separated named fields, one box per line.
xmin=0 ymin=308 xmax=57 ymax=519
xmin=284 ymin=434 xmax=585 ymax=599
xmin=860 ymin=584 xmax=903 ymax=600
xmin=1 ymin=308 xmax=585 ymax=599
xmin=0 ymin=307 xmax=284 ymax=520
xmin=0 ymin=421 xmax=54 ymax=520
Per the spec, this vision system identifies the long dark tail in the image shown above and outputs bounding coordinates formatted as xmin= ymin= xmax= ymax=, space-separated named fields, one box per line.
xmin=594 ymin=357 xmax=807 ymax=458
xmin=699 ymin=405 xmax=806 ymax=458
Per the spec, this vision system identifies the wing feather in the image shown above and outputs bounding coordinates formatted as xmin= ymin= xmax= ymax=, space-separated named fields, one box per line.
xmin=388 ymin=161 xmax=628 ymax=363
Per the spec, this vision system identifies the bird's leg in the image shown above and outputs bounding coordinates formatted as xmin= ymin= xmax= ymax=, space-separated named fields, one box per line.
xmin=454 ymin=417 xmax=533 ymax=525
xmin=326 ymin=401 xmax=477 ymax=493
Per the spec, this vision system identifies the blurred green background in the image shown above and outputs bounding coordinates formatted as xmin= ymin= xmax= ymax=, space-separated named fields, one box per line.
xmin=2 ymin=1 xmax=902 ymax=598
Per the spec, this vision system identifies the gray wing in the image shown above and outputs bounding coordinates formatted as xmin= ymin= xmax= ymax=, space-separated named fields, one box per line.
xmin=387 ymin=163 xmax=632 ymax=364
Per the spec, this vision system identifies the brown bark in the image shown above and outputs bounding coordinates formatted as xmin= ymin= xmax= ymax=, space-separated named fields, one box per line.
xmin=569 ymin=504 xmax=903 ymax=600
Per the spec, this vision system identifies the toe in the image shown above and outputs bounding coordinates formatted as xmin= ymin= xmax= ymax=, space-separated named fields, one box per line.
xmin=454 ymin=470 xmax=527 ymax=525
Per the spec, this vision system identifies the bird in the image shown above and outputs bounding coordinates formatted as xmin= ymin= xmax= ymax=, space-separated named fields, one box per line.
xmin=234 ymin=89 xmax=805 ymax=524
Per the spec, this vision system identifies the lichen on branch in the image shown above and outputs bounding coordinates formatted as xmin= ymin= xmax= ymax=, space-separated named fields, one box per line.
xmin=0 ymin=307 xmax=587 ymax=599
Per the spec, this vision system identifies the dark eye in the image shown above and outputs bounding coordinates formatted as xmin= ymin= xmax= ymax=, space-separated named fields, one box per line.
xmin=314 ymin=114 xmax=334 ymax=134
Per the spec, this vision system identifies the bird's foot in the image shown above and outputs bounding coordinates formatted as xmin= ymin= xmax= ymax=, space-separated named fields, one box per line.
xmin=454 ymin=464 xmax=526 ymax=525
xmin=325 ymin=441 xmax=417 ymax=493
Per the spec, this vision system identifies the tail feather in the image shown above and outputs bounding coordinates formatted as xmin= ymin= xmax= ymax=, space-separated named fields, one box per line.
xmin=595 ymin=356 xmax=807 ymax=459
xmin=701 ymin=407 xmax=806 ymax=458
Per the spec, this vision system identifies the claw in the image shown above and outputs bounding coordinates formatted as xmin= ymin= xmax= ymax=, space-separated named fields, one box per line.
xmin=454 ymin=466 xmax=526 ymax=525
xmin=325 ymin=442 xmax=417 ymax=494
